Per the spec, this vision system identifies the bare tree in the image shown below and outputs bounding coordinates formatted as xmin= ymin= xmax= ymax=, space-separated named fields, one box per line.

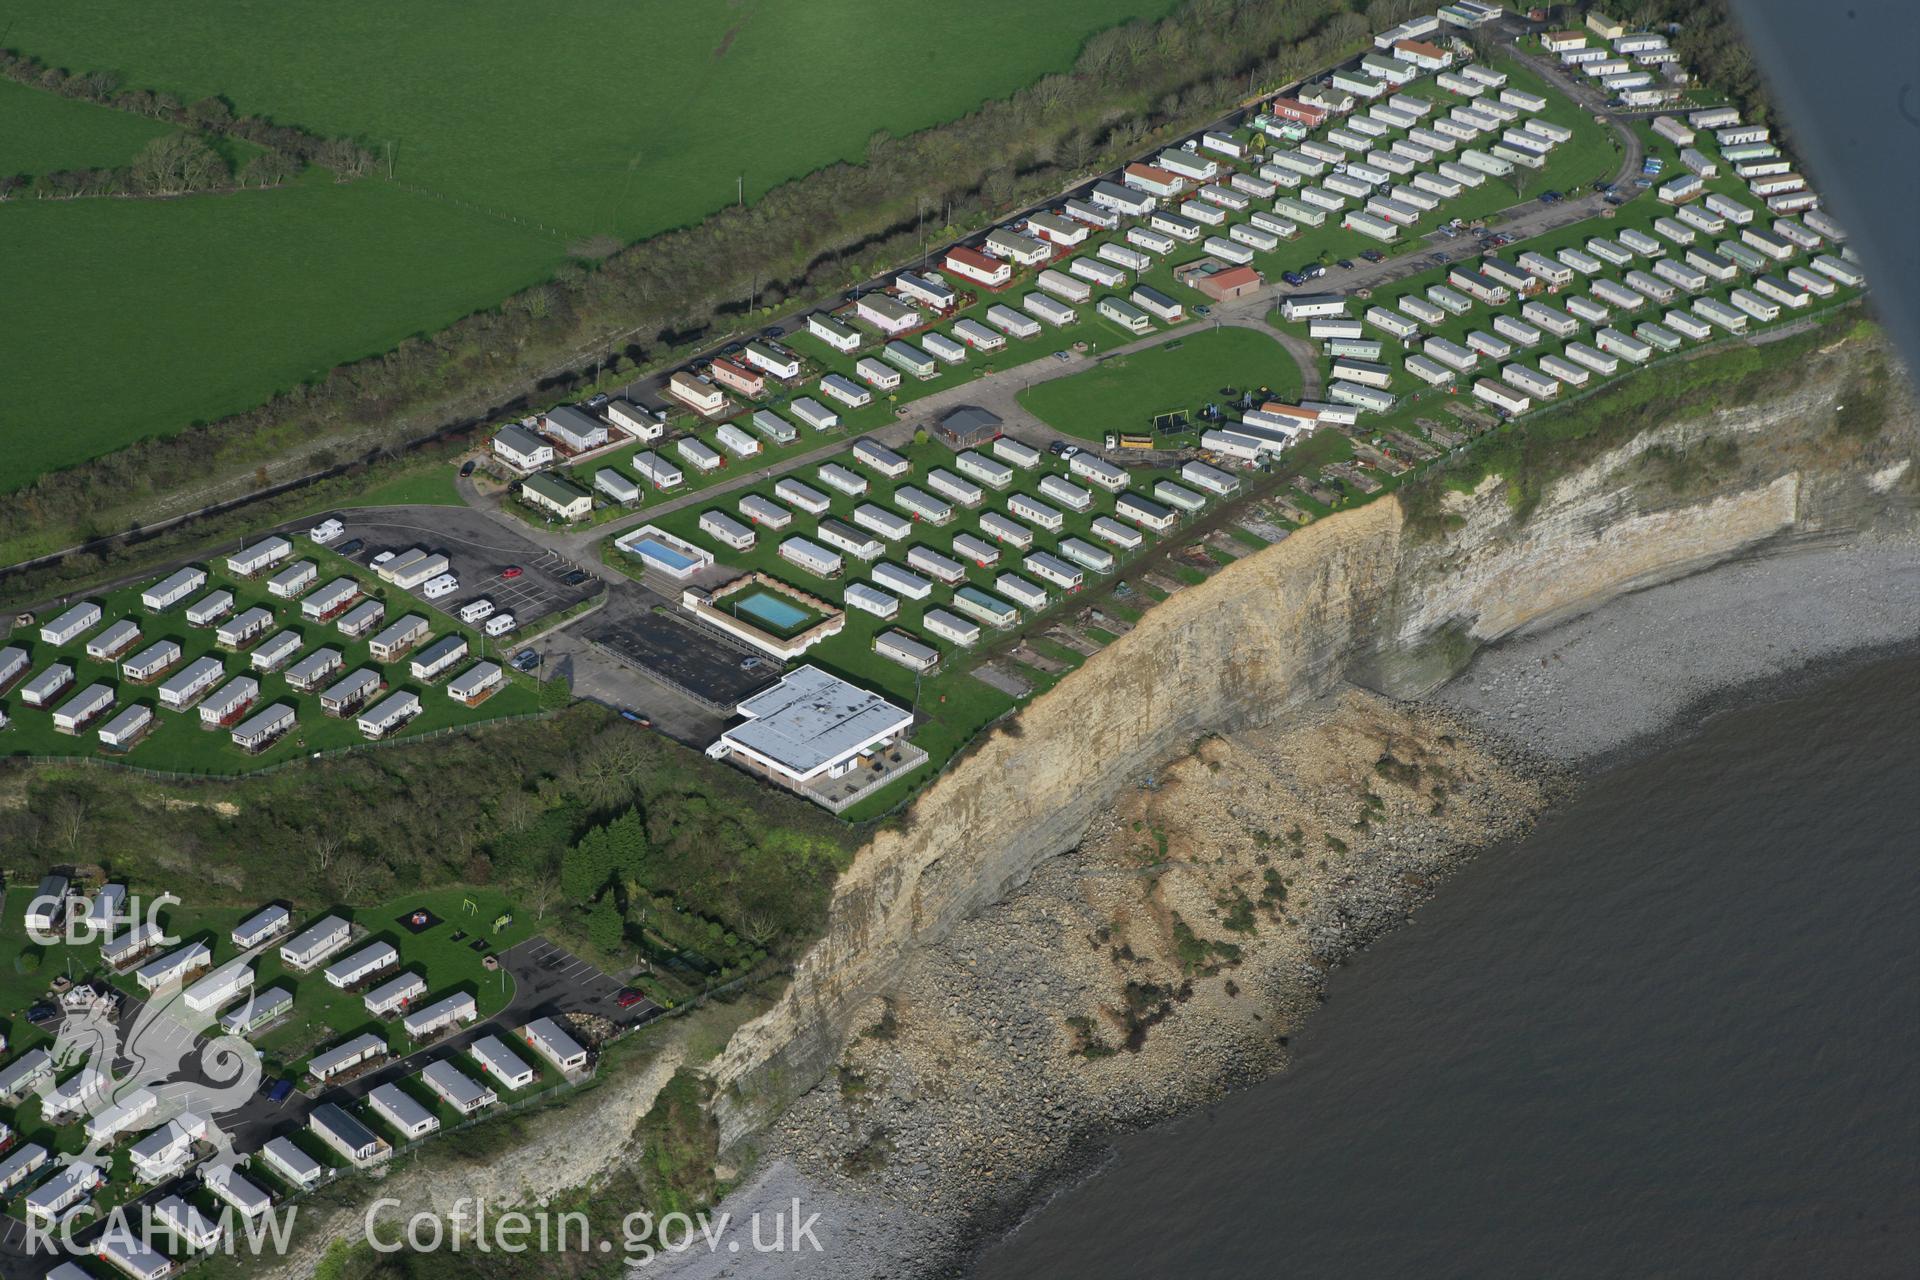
xmin=52 ymin=793 xmax=91 ymax=856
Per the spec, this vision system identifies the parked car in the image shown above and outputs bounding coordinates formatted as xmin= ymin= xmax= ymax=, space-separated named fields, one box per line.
xmin=512 ymin=649 xmax=540 ymax=672
xmin=1360 ymin=249 xmax=1385 ymax=263
xmin=25 ymin=1003 xmax=57 ymax=1026
xmin=1335 ymin=259 xmax=1354 ymax=271
xmin=1052 ymin=351 xmax=1072 ymax=363
xmin=586 ymin=392 xmax=610 ymax=409
xmin=1305 ymin=264 xmax=1327 ymax=279
xmin=1193 ymin=303 xmax=1212 ymax=315
xmin=500 ymin=566 xmax=524 ymax=580
xmin=264 ymin=1078 xmax=294 ymax=1103
xmin=560 ymin=569 xmax=590 ymax=586
xmin=1281 ymin=270 xmax=1306 ymax=286
xmin=459 ymin=460 xmax=476 ymax=477
xmin=336 ymin=538 xmax=364 ymax=557
xmin=762 ymin=325 xmax=785 ymax=338
xmin=616 ymin=989 xmax=647 ymax=1009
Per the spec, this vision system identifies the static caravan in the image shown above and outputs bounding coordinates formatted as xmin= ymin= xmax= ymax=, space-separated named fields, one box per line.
xmin=1272 ymin=198 xmax=1326 ymax=228
xmin=142 ymin=567 xmax=207 ymax=612
xmin=285 ymin=646 xmax=345 ymax=694
xmin=714 ymin=422 xmax=761 ymax=460
xmin=302 ymin=577 xmax=362 ymax=623
xmin=844 ymin=583 xmax=898 ymax=620
xmin=926 ymin=468 xmax=985 ymax=509
xmin=136 ymin=941 xmax=210 ymax=992
xmin=1024 ymin=552 xmax=1084 ymax=592
xmin=364 ymin=971 xmax=427 ymax=1017
xmin=950 ymin=319 xmax=1005 ymax=355
xmin=97 ymin=704 xmax=155 ymax=751
xmin=1494 ymin=313 xmax=1543 ymax=347
xmin=674 ymin=436 xmax=725 ymax=475
xmin=1624 ymin=270 xmax=1676 ymax=303
xmin=820 ymin=372 xmax=875 ymax=408
xmin=1399 ymin=294 xmax=1446 ymax=325
xmin=1729 ymin=288 xmax=1780 ymax=323
xmin=227 ymin=536 xmax=293 ymax=578
xmin=1741 ymin=227 xmax=1795 ymax=261
xmin=403 ymin=991 xmax=479 ymax=1040
xmin=1151 ymin=210 xmax=1205 ymax=243
xmin=1473 ymin=379 xmax=1531 ymax=415
xmin=1686 ymin=248 xmax=1739 ymax=282
xmin=183 ymin=958 xmax=254 ymax=1014
xmin=261 ymin=1136 xmax=325 ymax=1191
xmin=470 ymin=1035 xmax=539 ymax=1091
xmin=1330 ymin=380 xmax=1397 ymax=412
xmin=420 ymin=1060 xmax=497 ymax=1115
xmin=1596 ymin=323 xmax=1657 ymax=362
xmin=1008 ymin=493 xmax=1065 ymax=534
xmin=1676 ymin=204 xmax=1726 ymax=236
xmin=1424 ymin=337 xmax=1480 ymax=373
xmin=1521 ymin=301 xmax=1580 ymax=337
xmin=196 ymin=675 xmax=257 ymax=728
xmin=1502 ymin=363 xmax=1561 ymax=400
xmin=594 ymin=467 xmax=643 ymax=506
xmin=984 ymin=305 xmax=1042 ymax=340
xmin=206 ymin=714 xmax=295 ymax=781
xmin=922 ymin=332 xmax=968 ymax=366
xmin=778 ymin=537 xmax=843 ymax=579
xmin=1127 ymin=225 xmax=1177 ymax=255
xmin=1404 ymin=353 xmax=1452 ymax=386
xmin=1427 ymin=285 xmax=1473 ymax=315
xmin=1412 ymin=170 xmax=1464 ymax=199
xmin=1653 ymin=257 xmax=1708 ymax=291
xmin=1058 ymin=538 xmax=1115 ymax=576
xmin=1591 ymin=279 xmax=1645 ymax=311
xmin=215 ymin=607 xmax=273 ymax=651
xmin=1099 ymin=241 xmax=1154 ymax=272
xmin=1755 ymin=274 xmax=1810 ymax=308
xmin=368 ymin=1082 xmax=439 ymax=1141
xmin=266 ymin=560 xmax=318 ymax=601
xmin=0 ymin=1052 xmax=54 ymax=1104
xmin=817 ymin=519 xmax=884 ymax=563
xmin=882 ymin=340 xmax=937 ymax=379
xmin=1787 ymin=265 xmax=1838 ymax=297
xmin=52 ymin=684 xmax=114 ymax=735
xmin=1181 ymin=460 xmax=1240 ymax=498
xmin=955 ymin=451 xmax=1015 ymax=491
xmin=1367 ymin=306 xmax=1421 ymax=339
xmin=895 ymin=272 xmax=956 ymax=310
xmin=1464 ymin=330 xmax=1514 ymax=361
xmin=1098 ymin=297 xmax=1154 ymax=333
xmin=1070 ymin=453 xmax=1129 ymax=493
xmin=25 ymin=1163 xmax=102 ymax=1223
xmin=1564 ymin=342 xmax=1621 ymax=375
xmin=808 ymin=313 xmax=861 ymax=353
xmin=1088 ymin=179 xmax=1153 ymax=217
xmin=1810 ymin=254 xmax=1865 ymax=287
xmin=0 ymin=1144 xmax=47 ymax=1199
xmin=1438 ymin=160 xmax=1486 ymax=189
xmin=952 ymin=585 xmax=1021 ymax=632
xmin=1702 ymin=193 xmax=1755 ymax=228
xmin=1039 ymin=475 xmax=1095 ymax=513
xmin=1311 ymin=317 xmax=1365 ymax=340
xmin=1773 ymin=218 xmax=1822 ymax=250
xmin=325 ymin=941 xmax=398 ymax=990
xmin=1022 ymin=293 xmax=1078 ymax=328
xmin=184 ymin=591 xmax=234 ymax=628
xmin=1300 ymin=185 xmax=1350 ymax=213
xmin=875 ymin=629 xmax=939 ymax=673
xmin=1651 ymin=217 xmax=1697 ymax=247
xmin=894 ymin=485 xmax=954 ymax=525
xmin=310 ymin=1102 xmax=391 ymax=1168
xmin=1636 ymin=321 xmax=1685 ymax=351
xmin=1332 ymin=358 xmax=1394 ymax=389
xmin=980 ymin=511 xmax=1035 ymax=549
xmin=357 ymin=689 xmax=422 ymax=740
xmin=86 ymin=619 xmax=141 ymax=662
xmin=523 ymin=1017 xmax=590 ymax=1073
xmin=950 ymin=533 xmax=1001 ymax=570
xmin=0 ymin=645 xmax=29 ymax=694
xmin=852 ymin=504 xmax=912 ymax=543
xmin=924 ymin=608 xmax=981 ymax=648
xmin=157 ymin=656 xmax=224 ymax=710
xmin=282 ymin=915 xmax=352 ymax=970
xmin=871 ymin=563 xmax=932 ymax=602
xmin=1090 ymin=515 xmax=1145 ymax=551
xmin=233 ymin=905 xmax=291 ymax=950
xmin=1036 ymin=269 xmax=1093 ymax=306
xmin=20 ymin=662 xmax=75 ymax=708
xmin=699 ymin=510 xmax=757 ymax=552
xmin=202 ymin=1165 xmax=273 ymax=1221
xmin=368 ymin=613 xmax=429 ymax=662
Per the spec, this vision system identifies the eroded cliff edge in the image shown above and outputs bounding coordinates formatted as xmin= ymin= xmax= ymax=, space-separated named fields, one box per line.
xmin=708 ymin=332 xmax=1918 ymax=1178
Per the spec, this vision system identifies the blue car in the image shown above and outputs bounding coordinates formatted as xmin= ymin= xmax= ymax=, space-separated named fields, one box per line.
xmin=1282 ymin=271 xmax=1306 ymax=286
xmin=264 ymin=1079 xmax=293 ymax=1103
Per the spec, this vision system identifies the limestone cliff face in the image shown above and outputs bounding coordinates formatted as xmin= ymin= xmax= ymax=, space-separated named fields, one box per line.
xmin=711 ymin=334 xmax=1916 ymax=1150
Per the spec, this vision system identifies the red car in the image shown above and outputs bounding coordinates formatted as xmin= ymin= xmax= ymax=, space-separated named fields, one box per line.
xmin=615 ymin=989 xmax=646 ymax=1009
xmin=500 ymin=566 xmax=524 ymax=579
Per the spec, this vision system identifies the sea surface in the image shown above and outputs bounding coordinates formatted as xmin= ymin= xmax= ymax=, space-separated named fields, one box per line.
xmin=973 ymin=652 xmax=1920 ymax=1279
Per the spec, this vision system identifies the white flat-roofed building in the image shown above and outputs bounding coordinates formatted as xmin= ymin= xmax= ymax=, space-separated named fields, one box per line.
xmin=310 ymin=1102 xmax=390 ymax=1167
xmin=403 ymin=991 xmax=478 ymax=1040
xmin=421 ymin=1060 xmax=497 ymax=1115
xmin=281 ymin=915 xmax=351 ymax=970
xmin=367 ymin=1083 xmax=439 ymax=1140
xmin=365 ymin=970 xmax=428 ymax=1017
xmin=707 ymin=666 xmax=913 ymax=788
xmin=325 ymin=941 xmax=398 ymax=989
xmin=469 ymin=1035 xmax=538 ymax=1090
xmin=261 ymin=1135 xmax=324 ymax=1190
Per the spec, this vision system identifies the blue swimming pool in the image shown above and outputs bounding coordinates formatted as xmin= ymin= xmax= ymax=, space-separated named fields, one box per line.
xmin=733 ymin=590 xmax=812 ymax=632
xmin=627 ymin=537 xmax=698 ymax=572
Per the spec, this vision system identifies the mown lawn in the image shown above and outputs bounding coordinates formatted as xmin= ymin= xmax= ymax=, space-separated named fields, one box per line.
xmin=0 ymin=534 xmax=541 ymax=774
xmin=1016 ymin=325 xmax=1305 ymax=441
xmin=1 ymin=0 xmax=1175 ymax=491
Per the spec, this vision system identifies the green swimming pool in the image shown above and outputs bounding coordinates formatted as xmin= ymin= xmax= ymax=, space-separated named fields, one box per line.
xmin=732 ymin=590 xmax=814 ymax=634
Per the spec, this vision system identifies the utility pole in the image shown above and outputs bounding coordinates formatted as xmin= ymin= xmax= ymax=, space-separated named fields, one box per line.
xmin=737 ymin=174 xmax=743 ymax=208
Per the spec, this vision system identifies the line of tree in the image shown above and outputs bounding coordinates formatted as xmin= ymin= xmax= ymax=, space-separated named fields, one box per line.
xmin=2 ymin=0 xmax=1392 ymax=564
xmin=0 ymin=129 xmax=301 ymax=201
xmin=0 ymin=46 xmax=376 ymax=190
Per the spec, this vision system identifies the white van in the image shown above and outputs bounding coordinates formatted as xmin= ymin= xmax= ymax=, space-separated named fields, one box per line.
xmin=421 ymin=573 xmax=460 ymax=600
xmin=459 ymin=599 xmax=496 ymax=624
xmin=483 ymin=613 xmax=517 ymax=638
xmin=308 ymin=518 xmax=345 ymax=544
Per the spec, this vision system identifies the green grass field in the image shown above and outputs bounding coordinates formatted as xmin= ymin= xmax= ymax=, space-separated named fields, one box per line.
xmin=0 ymin=0 xmax=1174 ymax=491
xmin=1016 ymin=326 xmax=1305 ymax=441
xmin=0 ymin=76 xmax=175 ymax=174
xmin=0 ymin=537 xmax=541 ymax=773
